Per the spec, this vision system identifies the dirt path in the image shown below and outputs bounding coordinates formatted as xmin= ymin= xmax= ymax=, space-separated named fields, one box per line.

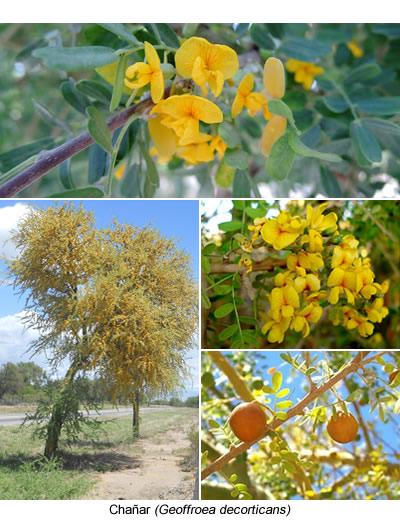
xmin=87 ymin=420 xmax=196 ymax=500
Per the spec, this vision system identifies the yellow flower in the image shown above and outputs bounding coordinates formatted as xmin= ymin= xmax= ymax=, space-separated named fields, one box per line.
xmin=177 ymin=133 xmax=214 ymax=165
xmin=306 ymin=203 xmax=338 ymax=234
xmin=327 ymin=268 xmax=357 ymax=304
xmin=261 ymin=211 xmax=306 ymax=250
xmin=175 ymin=37 xmax=239 ymax=97
xmin=148 ymin=115 xmax=178 ymax=157
xmin=347 ymin=41 xmax=363 ymax=58
xmin=269 ymin=285 xmax=300 ymax=320
xmin=346 ymin=309 xmax=374 ymax=337
xmin=248 ymin=217 xmax=267 ymax=242
xmin=293 ymin=274 xmax=321 ymax=293
xmin=261 ymin=58 xmax=286 ymax=156
xmin=153 ymin=94 xmax=223 ymax=146
xmin=301 ymin=229 xmax=324 ymax=252
xmin=286 ymin=252 xmax=324 ymax=277
xmin=231 ymin=73 xmax=267 ymax=118
xmin=210 ymin=135 xmax=227 ymax=159
xmin=291 ymin=303 xmax=323 ymax=337
xmin=125 ymin=42 xmax=164 ymax=103
xmin=261 ymin=316 xmax=291 ymax=343
xmin=286 ymin=59 xmax=324 ymax=90
xmin=366 ymin=298 xmax=389 ymax=323
xmin=331 ymin=245 xmax=358 ymax=270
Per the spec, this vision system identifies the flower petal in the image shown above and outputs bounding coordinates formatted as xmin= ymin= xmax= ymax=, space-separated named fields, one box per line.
xmin=261 ymin=115 xmax=287 ymax=157
xmin=263 ymin=57 xmax=285 ymax=99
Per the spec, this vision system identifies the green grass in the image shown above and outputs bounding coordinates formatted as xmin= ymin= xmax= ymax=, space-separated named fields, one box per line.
xmin=0 ymin=406 xmax=198 ymax=499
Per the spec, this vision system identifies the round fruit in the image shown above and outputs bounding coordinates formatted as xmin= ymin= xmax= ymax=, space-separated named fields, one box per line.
xmin=389 ymin=370 xmax=400 ymax=384
xmin=327 ymin=411 xmax=359 ymax=444
xmin=229 ymin=401 xmax=266 ymax=442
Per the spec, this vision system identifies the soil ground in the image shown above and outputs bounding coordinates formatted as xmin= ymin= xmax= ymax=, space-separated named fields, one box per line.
xmin=86 ymin=411 xmax=197 ymax=500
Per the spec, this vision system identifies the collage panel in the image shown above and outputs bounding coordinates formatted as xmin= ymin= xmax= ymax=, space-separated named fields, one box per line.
xmin=0 ymin=199 xmax=200 ymax=500
xmin=201 ymin=199 xmax=399 ymax=350
xmin=1 ymin=23 xmax=400 ymax=198
xmin=201 ymin=350 xmax=400 ymax=500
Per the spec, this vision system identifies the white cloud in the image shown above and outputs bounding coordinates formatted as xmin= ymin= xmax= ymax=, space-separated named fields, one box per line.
xmin=0 ymin=203 xmax=32 ymax=260
xmin=0 ymin=311 xmax=43 ymax=367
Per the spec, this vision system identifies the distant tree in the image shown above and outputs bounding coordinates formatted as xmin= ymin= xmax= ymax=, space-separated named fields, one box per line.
xmin=0 ymin=362 xmax=24 ymax=399
xmin=6 ymin=203 xmax=198 ymax=457
xmin=185 ymin=396 xmax=199 ymax=408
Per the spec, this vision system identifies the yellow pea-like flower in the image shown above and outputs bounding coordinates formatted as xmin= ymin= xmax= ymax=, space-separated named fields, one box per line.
xmin=125 ymin=42 xmax=164 ymax=103
xmin=148 ymin=115 xmax=178 ymax=157
xmin=286 ymin=59 xmax=324 ymax=90
xmin=175 ymin=37 xmax=239 ymax=97
xmin=231 ymin=73 xmax=267 ymax=118
xmin=263 ymin=57 xmax=285 ymax=99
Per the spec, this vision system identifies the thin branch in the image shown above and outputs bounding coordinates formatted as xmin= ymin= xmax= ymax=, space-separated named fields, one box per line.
xmin=0 ymin=88 xmax=171 ymax=198
xmin=201 ymin=351 xmax=390 ymax=480
xmin=209 ymin=258 xmax=286 ymax=274
xmin=207 ymin=351 xmax=254 ymax=402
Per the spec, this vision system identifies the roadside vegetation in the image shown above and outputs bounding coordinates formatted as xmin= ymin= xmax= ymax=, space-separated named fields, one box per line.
xmin=0 ymin=407 xmax=197 ymax=499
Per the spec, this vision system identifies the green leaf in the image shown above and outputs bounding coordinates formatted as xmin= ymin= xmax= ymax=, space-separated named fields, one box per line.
xmin=201 ymin=255 xmax=210 ymax=274
xmin=140 ymin=143 xmax=160 ymax=187
xmin=59 ymin=158 xmax=74 ymax=190
xmin=250 ymin=24 xmax=275 ymax=49
xmin=276 ymin=388 xmax=290 ymax=399
xmin=120 ymin=163 xmax=140 ymax=197
xmin=215 ymin=161 xmax=235 ymax=189
xmin=288 ymin=131 xmax=342 ymax=162
xmin=323 ymin=96 xmax=349 ymax=113
xmin=275 ymin=412 xmax=288 ymax=420
xmin=232 ymin=170 xmax=251 ymax=197
xmin=87 ymin=106 xmax=113 ymax=154
xmin=245 ymin=207 xmax=267 ymax=219
xmin=76 ymin=79 xmax=112 ymax=105
xmin=268 ymin=99 xmax=298 ymax=133
xmin=224 ymin=149 xmax=249 ymax=170
xmin=152 ymin=23 xmax=180 ymax=49
xmin=61 ymin=79 xmax=91 ymax=114
xmin=320 ymin=168 xmax=342 ymax=198
xmin=218 ymin=121 xmax=241 ymax=149
xmin=208 ymin=419 xmax=220 ymax=429
xmin=350 ymin=120 xmax=382 ymax=163
xmin=272 ymin=371 xmax=283 ymax=392
xmin=201 ymin=291 xmax=211 ymax=310
xmin=345 ymin=389 xmax=362 ymax=403
xmin=229 ymin=474 xmax=238 ymax=483
xmin=394 ymin=397 xmax=400 ymax=414
xmin=214 ymin=303 xmax=235 ymax=319
xmin=49 ymin=187 xmax=104 ymax=198
xmin=214 ymin=284 xmax=232 ymax=295
xmin=266 ymin=133 xmax=296 ymax=181
xmin=218 ymin=324 xmax=239 ymax=341
xmin=363 ymin=118 xmax=400 ymax=138
xmin=371 ymin=24 xmax=400 ymax=38
xmin=33 ymin=46 xmax=118 ymax=71
xmin=218 ymin=221 xmax=242 ymax=232
xmin=88 ymin=143 xmax=108 ymax=184
xmin=282 ymin=460 xmax=296 ymax=473
xmin=355 ymin=97 xmax=400 ymax=115
xmin=33 ymin=100 xmax=71 ymax=132
xmin=344 ymin=63 xmax=381 ymax=84
xmin=0 ymin=138 xmax=54 ymax=171
xmin=97 ymin=23 xmax=140 ymax=45
xmin=277 ymin=400 xmax=293 ymax=410
xmin=279 ymin=37 xmax=331 ymax=62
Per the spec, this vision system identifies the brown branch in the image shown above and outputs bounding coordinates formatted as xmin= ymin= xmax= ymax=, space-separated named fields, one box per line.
xmin=0 ymin=88 xmax=171 ymax=198
xmin=209 ymin=258 xmax=286 ymax=274
xmin=207 ymin=351 xmax=254 ymax=402
xmin=201 ymin=351 xmax=390 ymax=480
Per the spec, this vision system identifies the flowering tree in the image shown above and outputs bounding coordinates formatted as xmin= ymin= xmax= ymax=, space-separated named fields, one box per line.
xmin=201 ymin=200 xmax=399 ymax=349
xmin=1 ymin=23 xmax=400 ymax=197
xmin=6 ymin=203 xmax=198 ymax=457
xmin=201 ymin=350 xmax=400 ymax=500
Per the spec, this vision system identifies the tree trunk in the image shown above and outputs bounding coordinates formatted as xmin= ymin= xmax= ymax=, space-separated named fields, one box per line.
xmin=44 ymin=361 xmax=80 ymax=459
xmin=132 ymin=390 xmax=140 ymax=436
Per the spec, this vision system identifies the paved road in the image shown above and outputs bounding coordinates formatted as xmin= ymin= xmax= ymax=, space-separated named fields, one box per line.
xmin=0 ymin=406 xmax=172 ymax=427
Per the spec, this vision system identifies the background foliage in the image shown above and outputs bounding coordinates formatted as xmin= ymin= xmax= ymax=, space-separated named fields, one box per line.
xmin=201 ymin=200 xmax=400 ymax=349
xmin=1 ymin=23 xmax=400 ymax=197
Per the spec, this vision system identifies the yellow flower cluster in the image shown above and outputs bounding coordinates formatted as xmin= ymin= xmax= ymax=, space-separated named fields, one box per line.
xmin=243 ymin=204 xmax=389 ymax=344
xmin=117 ymin=36 xmax=302 ymax=167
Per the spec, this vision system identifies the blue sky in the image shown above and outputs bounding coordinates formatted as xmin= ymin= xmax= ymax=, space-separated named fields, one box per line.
xmin=0 ymin=199 xmax=200 ymax=398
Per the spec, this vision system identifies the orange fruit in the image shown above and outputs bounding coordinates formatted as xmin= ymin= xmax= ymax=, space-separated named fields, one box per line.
xmin=389 ymin=370 xmax=400 ymax=384
xmin=327 ymin=411 xmax=359 ymax=444
xmin=229 ymin=402 xmax=266 ymax=442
